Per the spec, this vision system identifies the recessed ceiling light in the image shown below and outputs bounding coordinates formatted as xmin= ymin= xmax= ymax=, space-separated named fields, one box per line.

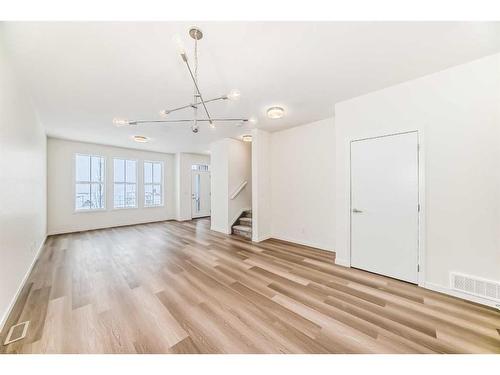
xmin=242 ymin=134 xmax=252 ymax=142
xmin=266 ymin=106 xmax=285 ymax=119
xmin=132 ymin=135 xmax=149 ymax=143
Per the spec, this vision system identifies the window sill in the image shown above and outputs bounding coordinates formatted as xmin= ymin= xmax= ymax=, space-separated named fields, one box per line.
xmin=74 ymin=208 xmax=107 ymax=214
xmin=144 ymin=204 xmax=165 ymax=209
xmin=112 ymin=206 xmax=139 ymax=211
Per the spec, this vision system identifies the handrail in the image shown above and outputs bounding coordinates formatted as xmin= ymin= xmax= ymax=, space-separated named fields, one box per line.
xmin=230 ymin=180 xmax=247 ymax=200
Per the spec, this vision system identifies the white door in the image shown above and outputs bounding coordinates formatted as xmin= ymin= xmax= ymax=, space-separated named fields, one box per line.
xmin=191 ymin=169 xmax=211 ymax=218
xmin=350 ymin=132 xmax=419 ymax=283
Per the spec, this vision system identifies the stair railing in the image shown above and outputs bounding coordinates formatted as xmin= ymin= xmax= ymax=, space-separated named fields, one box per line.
xmin=230 ymin=180 xmax=248 ymax=200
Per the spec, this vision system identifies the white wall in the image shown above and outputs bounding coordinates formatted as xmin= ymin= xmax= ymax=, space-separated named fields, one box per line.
xmin=0 ymin=33 xmax=47 ymax=331
xmin=270 ymin=118 xmax=336 ymax=251
xmin=228 ymin=139 xmax=252 ymax=226
xmin=251 ymin=129 xmax=272 ymax=242
xmin=335 ymin=54 xmax=500 ymax=302
xmin=210 ymin=138 xmax=252 ymax=234
xmin=210 ymin=139 xmax=229 ymax=233
xmin=47 ymin=138 xmax=175 ymax=234
xmin=174 ymin=152 xmax=210 ymax=221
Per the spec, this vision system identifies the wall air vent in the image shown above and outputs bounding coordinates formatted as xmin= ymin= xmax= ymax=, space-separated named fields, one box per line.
xmin=451 ymin=272 xmax=500 ymax=303
xmin=3 ymin=321 xmax=29 ymax=346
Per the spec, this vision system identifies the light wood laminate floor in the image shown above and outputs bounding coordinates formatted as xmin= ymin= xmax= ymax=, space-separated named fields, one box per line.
xmin=1 ymin=219 xmax=499 ymax=354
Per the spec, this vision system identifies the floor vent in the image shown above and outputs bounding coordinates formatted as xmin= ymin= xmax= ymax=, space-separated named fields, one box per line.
xmin=3 ymin=321 xmax=29 ymax=346
xmin=451 ymin=272 xmax=500 ymax=303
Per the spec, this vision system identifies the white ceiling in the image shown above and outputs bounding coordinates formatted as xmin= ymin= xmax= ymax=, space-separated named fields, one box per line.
xmin=3 ymin=22 xmax=500 ymax=154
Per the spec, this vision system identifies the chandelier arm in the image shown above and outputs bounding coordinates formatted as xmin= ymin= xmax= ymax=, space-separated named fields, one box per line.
xmin=162 ymin=95 xmax=227 ymax=115
xmin=131 ymin=118 xmax=248 ymax=125
xmin=182 ymin=58 xmax=213 ymax=124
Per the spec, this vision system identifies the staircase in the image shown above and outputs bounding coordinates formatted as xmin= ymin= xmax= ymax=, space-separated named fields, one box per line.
xmin=231 ymin=210 xmax=252 ymax=240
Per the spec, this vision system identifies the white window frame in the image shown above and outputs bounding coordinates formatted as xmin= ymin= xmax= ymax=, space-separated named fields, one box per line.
xmin=143 ymin=160 xmax=164 ymax=208
xmin=74 ymin=153 xmax=106 ymax=212
xmin=113 ymin=158 xmax=138 ymax=209
xmin=191 ymin=164 xmax=210 ymax=172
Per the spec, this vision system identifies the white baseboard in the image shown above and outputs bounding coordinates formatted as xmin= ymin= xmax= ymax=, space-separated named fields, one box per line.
xmin=0 ymin=235 xmax=47 ymax=334
xmin=252 ymin=233 xmax=271 ymax=243
xmin=48 ymin=217 xmax=174 ymax=235
xmin=211 ymin=224 xmax=231 ymax=235
xmin=270 ymin=234 xmax=335 ymax=253
xmin=334 ymin=258 xmax=351 ymax=267
xmin=423 ymin=281 xmax=500 ymax=310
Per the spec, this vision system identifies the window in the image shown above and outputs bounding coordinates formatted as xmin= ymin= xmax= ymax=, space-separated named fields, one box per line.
xmin=191 ymin=164 xmax=210 ymax=172
xmin=75 ymin=154 xmax=105 ymax=211
xmin=113 ymin=159 xmax=137 ymax=208
xmin=144 ymin=161 xmax=163 ymax=207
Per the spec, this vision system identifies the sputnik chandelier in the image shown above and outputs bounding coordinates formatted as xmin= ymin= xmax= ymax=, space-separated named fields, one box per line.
xmin=113 ymin=27 xmax=255 ymax=133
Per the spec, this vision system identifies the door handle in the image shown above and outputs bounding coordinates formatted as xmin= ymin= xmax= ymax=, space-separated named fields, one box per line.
xmin=352 ymin=208 xmax=363 ymax=213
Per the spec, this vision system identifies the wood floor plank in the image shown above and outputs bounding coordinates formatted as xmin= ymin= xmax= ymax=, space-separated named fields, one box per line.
xmin=1 ymin=218 xmax=499 ymax=354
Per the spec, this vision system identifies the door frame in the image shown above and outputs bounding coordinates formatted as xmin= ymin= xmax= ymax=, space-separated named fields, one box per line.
xmin=190 ymin=168 xmax=211 ymax=219
xmin=347 ymin=130 xmax=426 ymax=287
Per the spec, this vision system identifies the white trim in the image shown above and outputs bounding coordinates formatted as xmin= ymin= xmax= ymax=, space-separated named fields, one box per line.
xmin=73 ymin=208 xmax=107 ymax=214
xmin=73 ymin=153 xmax=107 ymax=213
xmin=347 ymin=130 xmax=426 ymax=286
xmin=211 ymin=223 xmax=232 ymax=235
xmin=252 ymin=234 xmax=272 ymax=243
xmin=334 ymin=258 xmax=351 ymax=268
xmin=143 ymin=203 xmax=165 ymax=209
xmin=424 ymin=282 xmax=500 ymax=310
xmin=191 ymin=168 xmax=211 ymax=219
xmin=47 ymin=218 xmax=174 ymax=236
xmin=143 ymin=160 xmax=165 ymax=208
xmin=111 ymin=206 xmax=139 ymax=211
xmin=417 ymin=131 xmax=427 ymax=287
xmin=270 ymin=234 xmax=334 ymax=254
xmin=112 ymin=157 xmax=139 ymax=209
xmin=0 ymin=236 xmax=47 ymax=334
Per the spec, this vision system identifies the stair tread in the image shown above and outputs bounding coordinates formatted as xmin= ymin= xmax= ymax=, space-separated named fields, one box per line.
xmin=232 ymin=225 xmax=252 ymax=232
xmin=239 ymin=217 xmax=252 ymax=222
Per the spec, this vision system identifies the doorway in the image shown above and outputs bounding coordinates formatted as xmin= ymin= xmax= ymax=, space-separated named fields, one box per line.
xmin=350 ymin=131 xmax=419 ymax=283
xmin=191 ymin=164 xmax=211 ymax=218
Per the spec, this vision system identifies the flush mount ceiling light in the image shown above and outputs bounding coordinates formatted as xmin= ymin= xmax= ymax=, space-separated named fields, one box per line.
xmin=113 ymin=27 xmax=253 ymax=133
xmin=242 ymin=134 xmax=252 ymax=142
xmin=132 ymin=135 xmax=149 ymax=143
xmin=266 ymin=106 xmax=285 ymax=119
